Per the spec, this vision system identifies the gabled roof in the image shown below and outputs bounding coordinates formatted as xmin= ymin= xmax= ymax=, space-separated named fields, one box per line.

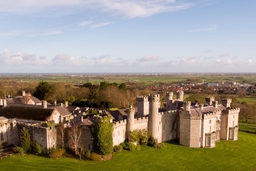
xmin=0 ymin=106 xmax=55 ymax=121
xmin=49 ymin=106 xmax=71 ymax=116
xmin=188 ymin=104 xmax=226 ymax=116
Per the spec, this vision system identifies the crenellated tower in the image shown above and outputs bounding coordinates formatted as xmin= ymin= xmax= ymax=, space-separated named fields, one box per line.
xmin=126 ymin=105 xmax=135 ymax=137
xmin=136 ymin=96 xmax=149 ymax=117
xmin=176 ymin=90 xmax=184 ymax=101
xmin=148 ymin=94 xmax=160 ymax=142
xmin=166 ymin=92 xmax=173 ymax=110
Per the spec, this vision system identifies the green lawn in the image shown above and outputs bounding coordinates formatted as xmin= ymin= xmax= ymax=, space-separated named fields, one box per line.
xmin=239 ymin=122 xmax=256 ymax=132
xmin=236 ymin=97 xmax=256 ymax=104
xmin=1 ymin=132 xmax=256 ymax=171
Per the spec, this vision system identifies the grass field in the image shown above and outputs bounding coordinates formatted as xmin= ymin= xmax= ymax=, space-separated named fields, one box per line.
xmin=1 ymin=132 xmax=256 ymax=171
xmin=236 ymin=97 xmax=256 ymax=104
xmin=239 ymin=122 xmax=256 ymax=132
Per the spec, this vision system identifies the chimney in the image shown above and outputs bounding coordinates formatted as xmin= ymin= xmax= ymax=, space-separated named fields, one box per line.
xmin=22 ymin=90 xmax=26 ymax=96
xmin=199 ymin=104 xmax=204 ymax=110
xmin=60 ymin=103 xmax=63 ymax=107
xmin=54 ymin=101 xmax=57 ymax=106
xmin=0 ymin=99 xmax=3 ymax=106
xmin=65 ymin=101 xmax=68 ymax=107
xmin=42 ymin=100 xmax=47 ymax=109
xmin=3 ymin=99 xmax=7 ymax=107
xmin=183 ymin=101 xmax=191 ymax=112
xmin=213 ymin=101 xmax=218 ymax=108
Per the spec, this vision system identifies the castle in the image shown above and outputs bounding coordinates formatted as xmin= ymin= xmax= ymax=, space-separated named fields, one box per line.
xmin=0 ymin=90 xmax=240 ymax=152
xmin=112 ymin=91 xmax=240 ymax=148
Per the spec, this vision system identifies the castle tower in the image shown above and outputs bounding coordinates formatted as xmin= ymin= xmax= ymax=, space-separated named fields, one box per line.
xmin=136 ymin=96 xmax=149 ymax=117
xmin=222 ymin=99 xmax=232 ymax=108
xmin=176 ymin=90 xmax=184 ymax=101
xmin=166 ymin=92 xmax=173 ymax=110
xmin=126 ymin=105 xmax=135 ymax=137
xmin=205 ymin=97 xmax=215 ymax=105
xmin=149 ymin=94 xmax=160 ymax=142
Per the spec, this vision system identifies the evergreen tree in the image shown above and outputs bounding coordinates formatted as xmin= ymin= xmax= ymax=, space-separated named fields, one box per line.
xmin=20 ymin=127 xmax=32 ymax=153
xmin=94 ymin=115 xmax=113 ymax=155
xmin=33 ymin=81 xmax=53 ymax=100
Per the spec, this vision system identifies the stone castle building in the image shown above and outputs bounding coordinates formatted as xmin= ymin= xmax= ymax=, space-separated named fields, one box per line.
xmin=112 ymin=91 xmax=240 ymax=148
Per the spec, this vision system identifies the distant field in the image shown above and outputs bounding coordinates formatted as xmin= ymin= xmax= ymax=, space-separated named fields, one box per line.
xmin=1 ymin=132 xmax=256 ymax=171
xmin=236 ymin=97 xmax=256 ymax=104
xmin=1 ymin=73 xmax=256 ymax=85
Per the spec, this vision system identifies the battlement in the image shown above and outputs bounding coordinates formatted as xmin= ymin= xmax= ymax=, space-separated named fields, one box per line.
xmin=114 ymin=119 xmax=127 ymax=127
xmin=134 ymin=116 xmax=148 ymax=124
xmin=136 ymin=96 xmax=149 ymax=102
xmin=148 ymin=94 xmax=160 ymax=102
xmin=224 ymin=108 xmax=240 ymax=114
xmin=159 ymin=110 xmax=177 ymax=116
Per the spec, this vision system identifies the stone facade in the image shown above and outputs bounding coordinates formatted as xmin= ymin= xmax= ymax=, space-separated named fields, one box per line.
xmin=112 ymin=91 xmax=240 ymax=148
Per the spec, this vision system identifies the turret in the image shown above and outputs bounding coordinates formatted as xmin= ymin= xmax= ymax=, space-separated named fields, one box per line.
xmin=127 ymin=105 xmax=135 ymax=137
xmin=183 ymin=101 xmax=191 ymax=112
xmin=136 ymin=96 xmax=149 ymax=117
xmin=166 ymin=92 xmax=173 ymax=110
xmin=213 ymin=101 xmax=218 ymax=108
xmin=22 ymin=90 xmax=26 ymax=96
xmin=3 ymin=99 xmax=7 ymax=107
xmin=149 ymin=94 xmax=160 ymax=142
xmin=176 ymin=90 xmax=184 ymax=101
xmin=222 ymin=99 xmax=232 ymax=108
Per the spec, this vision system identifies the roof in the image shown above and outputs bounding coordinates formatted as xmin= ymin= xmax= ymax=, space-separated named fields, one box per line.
xmin=107 ymin=109 xmax=128 ymax=121
xmin=0 ymin=106 xmax=55 ymax=121
xmin=188 ymin=104 xmax=226 ymax=116
xmin=49 ymin=106 xmax=71 ymax=116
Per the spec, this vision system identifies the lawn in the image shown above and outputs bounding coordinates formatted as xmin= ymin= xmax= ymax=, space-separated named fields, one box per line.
xmin=239 ymin=122 xmax=256 ymax=132
xmin=1 ymin=132 xmax=256 ymax=171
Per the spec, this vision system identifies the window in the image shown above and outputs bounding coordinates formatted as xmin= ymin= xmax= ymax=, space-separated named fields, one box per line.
xmin=209 ymin=120 xmax=211 ymax=124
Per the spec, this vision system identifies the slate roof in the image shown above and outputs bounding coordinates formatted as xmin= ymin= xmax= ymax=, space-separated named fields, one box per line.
xmin=0 ymin=106 xmax=55 ymax=121
xmin=188 ymin=104 xmax=226 ymax=116
xmin=49 ymin=106 xmax=71 ymax=116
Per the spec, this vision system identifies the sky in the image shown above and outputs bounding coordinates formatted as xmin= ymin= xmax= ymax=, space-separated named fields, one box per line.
xmin=0 ymin=0 xmax=256 ymax=73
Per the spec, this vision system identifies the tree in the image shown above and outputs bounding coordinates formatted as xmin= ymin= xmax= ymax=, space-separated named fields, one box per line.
xmin=57 ymin=123 xmax=66 ymax=148
xmin=20 ymin=127 xmax=32 ymax=153
xmin=68 ymin=124 xmax=83 ymax=160
xmin=33 ymin=81 xmax=53 ymax=100
xmin=94 ymin=115 xmax=113 ymax=155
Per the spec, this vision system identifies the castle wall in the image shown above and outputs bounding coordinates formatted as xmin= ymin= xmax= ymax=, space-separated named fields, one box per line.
xmin=160 ymin=111 xmax=178 ymax=142
xmin=179 ymin=112 xmax=190 ymax=147
xmin=113 ymin=120 xmax=126 ymax=146
xmin=0 ymin=118 xmax=19 ymax=147
xmin=134 ymin=117 xmax=148 ymax=131
xmin=189 ymin=117 xmax=201 ymax=148
xmin=201 ymin=113 xmax=217 ymax=148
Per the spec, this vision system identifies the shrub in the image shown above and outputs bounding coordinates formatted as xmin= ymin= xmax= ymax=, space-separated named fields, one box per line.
xmin=128 ymin=142 xmax=136 ymax=151
xmin=120 ymin=140 xmax=130 ymax=150
xmin=154 ymin=143 xmax=165 ymax=149
xmin=32 ymin=142 xmax=44 ymax=155
xmin=13 ymin=146 xmax=25 ymax=156
xmin=139 ymin=129 xmax=149 ymax=145
xmin=85 ymin=150 xmax=91 ymax=160
xmin=49 ymin=148 xmax=65 ymax=159
xmin=136 ymin=145 xmax=141 ymax=151
xmin=113 ymin=145 xmax=123 ymax=152
xmin=147 ymin=136 xmax=157 ymax=147
xmin=90 ymin=152 xmax=102 ymax=161
xmin=129 ymin=130 xmax=139 ymax=143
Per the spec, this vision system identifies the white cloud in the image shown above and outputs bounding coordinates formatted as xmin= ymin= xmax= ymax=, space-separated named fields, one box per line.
xmin=0 ymin=0 xmax=193 ymax=19
xmin=91 ymin=22 xmax=113 ymax=28
xmin=139 ymin=56 xmax=160 ymax=62
xmin=77 ymin=21 xmax=93 ymax=27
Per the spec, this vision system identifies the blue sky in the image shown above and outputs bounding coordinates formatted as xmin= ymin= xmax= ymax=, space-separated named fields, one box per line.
xmin=0 ymin=0 xmax=256 ymax=73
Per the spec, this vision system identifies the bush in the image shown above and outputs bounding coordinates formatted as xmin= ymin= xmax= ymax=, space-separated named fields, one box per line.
xmin=147 ymin=136 xmax=157 ymax=147
xmin=90 ymin=152 xmax=102 ymax=161
xmin=136 ymin=145 xmax=141 ymax=151
xmin=32 ymin=142 xmax=44 ymax=155
xmin=13 ymin=146 xmax=25 ymax=156
xmin=139 ymin=129 xmax=149 ymax=145
xmin=154 ymin=143 xmax=165 ymax=149
xmin=129 ymin=130 xmax=139 ymax=143
xmin=85 ymin=150 xmax=91 ymax=160
xmin=49 ymin=148 xmax=65 ymax=159
xmin=128 ymin=142 xmax=137 ymax=151
xmin=113 ymin=145 xmax=123 ymax=152
xmin=120 ymin=141 xmax=130 ymax=150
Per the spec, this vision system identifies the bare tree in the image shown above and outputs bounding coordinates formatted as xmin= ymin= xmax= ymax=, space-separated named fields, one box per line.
xmin=57 ymin=123 xmax=66 ymax=148
xmin=68 ymin=124 xmax=83 ymax=160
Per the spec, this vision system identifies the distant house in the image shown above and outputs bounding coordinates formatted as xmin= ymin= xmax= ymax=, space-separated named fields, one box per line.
xmin=6 ymin=91 xmax=43 ymax=106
